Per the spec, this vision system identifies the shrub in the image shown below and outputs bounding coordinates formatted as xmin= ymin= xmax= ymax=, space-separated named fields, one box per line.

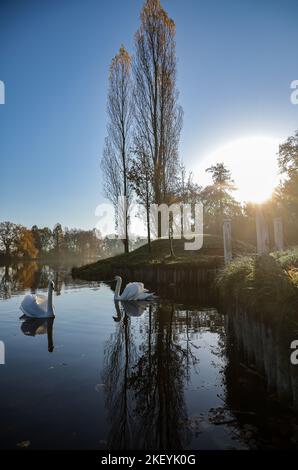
xmin=216 ymin=254 xmax=297 ymax=320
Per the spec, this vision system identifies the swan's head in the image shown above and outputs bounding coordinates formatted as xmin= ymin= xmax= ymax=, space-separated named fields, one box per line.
xmin=49 ymin=281 xmax=55 ymax=290
xmin=114 ymin=276 xmax=122 ymax=282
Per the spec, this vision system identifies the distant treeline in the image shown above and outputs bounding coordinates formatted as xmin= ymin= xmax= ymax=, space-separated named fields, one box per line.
xmin=0 ymin=222 xmax=145 ymax=262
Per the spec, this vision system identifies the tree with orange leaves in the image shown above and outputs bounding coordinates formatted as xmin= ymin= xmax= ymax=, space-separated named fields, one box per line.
xmin=16 ymin=227 xmax=38 ymax=259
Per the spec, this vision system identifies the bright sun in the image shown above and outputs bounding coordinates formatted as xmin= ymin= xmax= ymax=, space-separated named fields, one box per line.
xmin=196 ymin=136 xmax=281 ymax=204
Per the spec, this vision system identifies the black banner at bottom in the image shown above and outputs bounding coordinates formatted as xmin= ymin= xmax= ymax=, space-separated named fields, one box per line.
xmin=0 ymin=450 xmax=297 ymax=467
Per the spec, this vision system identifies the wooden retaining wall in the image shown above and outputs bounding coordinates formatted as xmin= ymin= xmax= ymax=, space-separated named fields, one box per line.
xmin=111 ymin=265 xmax=218 ymax=287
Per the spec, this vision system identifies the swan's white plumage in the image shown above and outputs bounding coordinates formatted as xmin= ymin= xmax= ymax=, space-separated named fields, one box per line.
xmin=20 ymin=282 xmax=55 ymax=318
xmin=35 ymin=295 xmax=47 ymax=306
xmin=114 ymin=276 xmax=154 ymax=301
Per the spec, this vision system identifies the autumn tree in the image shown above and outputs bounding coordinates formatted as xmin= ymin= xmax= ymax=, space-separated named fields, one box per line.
xmin=17 ymin=227 xmax=38 ymax=258
xmin=133 ymin=0 xmax=183 ymax=237
xmin=101 ymin=45 xmax=133 ymax=253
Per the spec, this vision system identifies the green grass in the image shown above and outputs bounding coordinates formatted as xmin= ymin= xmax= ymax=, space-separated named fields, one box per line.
xmin=72 ymin=235 xmax=253 ymax=280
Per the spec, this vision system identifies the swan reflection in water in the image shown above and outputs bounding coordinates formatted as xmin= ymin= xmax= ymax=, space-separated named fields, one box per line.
xmin=113 ymin=300 xmax=151 ymax=322
xmin=20 ymin=317 xmax=55 ymax=352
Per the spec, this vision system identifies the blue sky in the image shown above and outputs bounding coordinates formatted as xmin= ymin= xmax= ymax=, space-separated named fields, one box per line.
xmin=0 ymin=0 xmax=297 ymax=229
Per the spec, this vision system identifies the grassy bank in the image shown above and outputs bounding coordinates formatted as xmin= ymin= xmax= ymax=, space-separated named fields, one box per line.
xmin=216 ymin=248 xmax=298 ymax=321
xmin=72 ymin=235 xmax=252 ymax=281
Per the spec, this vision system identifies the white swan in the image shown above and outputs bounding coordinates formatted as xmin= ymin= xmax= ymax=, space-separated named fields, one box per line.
xmin=20 ymin=281 xmax=55 ymax=318
xmin=114 ymin=276 xmax=154 ymax=301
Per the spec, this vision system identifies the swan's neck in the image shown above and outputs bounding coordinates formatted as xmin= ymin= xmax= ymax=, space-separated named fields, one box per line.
xmin=114 ymin=300 xmax=122 ymax=320
xmin=47 ymin=318 xmax=54 ymax=352
xmin=114 ymin=278 xmax=122 ymax=299
xmin=47 ymin=285 xmax=54 ymax=313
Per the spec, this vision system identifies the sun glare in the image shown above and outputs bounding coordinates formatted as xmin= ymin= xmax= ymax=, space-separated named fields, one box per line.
xmin=197 ymin=136 xmax=281 ymax=204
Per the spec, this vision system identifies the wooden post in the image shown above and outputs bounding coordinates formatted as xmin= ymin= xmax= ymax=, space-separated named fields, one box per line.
xmin=223 ymin=219 xmax=232 ymax=264
xmin=256 ymin=208 xmax=270 ymax=255
xmin=273 ymin=217 xmax=284 ymax=251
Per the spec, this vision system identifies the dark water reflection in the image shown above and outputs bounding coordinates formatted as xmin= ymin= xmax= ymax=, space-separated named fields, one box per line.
xmin=20 ymin=318 xmax=55 ymax=353
xmin=224 ymin=309 xmax=298 ymax=448
xmin=0 ymin=263 xmax=298 ymax=449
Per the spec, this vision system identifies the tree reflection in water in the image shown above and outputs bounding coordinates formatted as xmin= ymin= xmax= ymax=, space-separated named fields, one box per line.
xmin=102 ymin=302 xmax=221 ymax=450
xmin=0 ymin=262 xmax=83 ymax=299
xmin=0 ymin=265 xmax=13 ymax=299
xmin=102 ymin=306 xmax=137 ymax=449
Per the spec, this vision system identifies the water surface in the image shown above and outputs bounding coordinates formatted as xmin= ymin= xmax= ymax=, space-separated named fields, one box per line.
xmin=0 ymin=262 xmax=297 ymax=450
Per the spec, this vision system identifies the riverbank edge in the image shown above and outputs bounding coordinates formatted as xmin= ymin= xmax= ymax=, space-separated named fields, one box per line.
xmin=71 ymin=256 xmax=222 ymax=283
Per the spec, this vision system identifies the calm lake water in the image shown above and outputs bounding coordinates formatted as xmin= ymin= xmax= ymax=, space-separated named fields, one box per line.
xmin=0 ymin=262 xmax=298 ymax=450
